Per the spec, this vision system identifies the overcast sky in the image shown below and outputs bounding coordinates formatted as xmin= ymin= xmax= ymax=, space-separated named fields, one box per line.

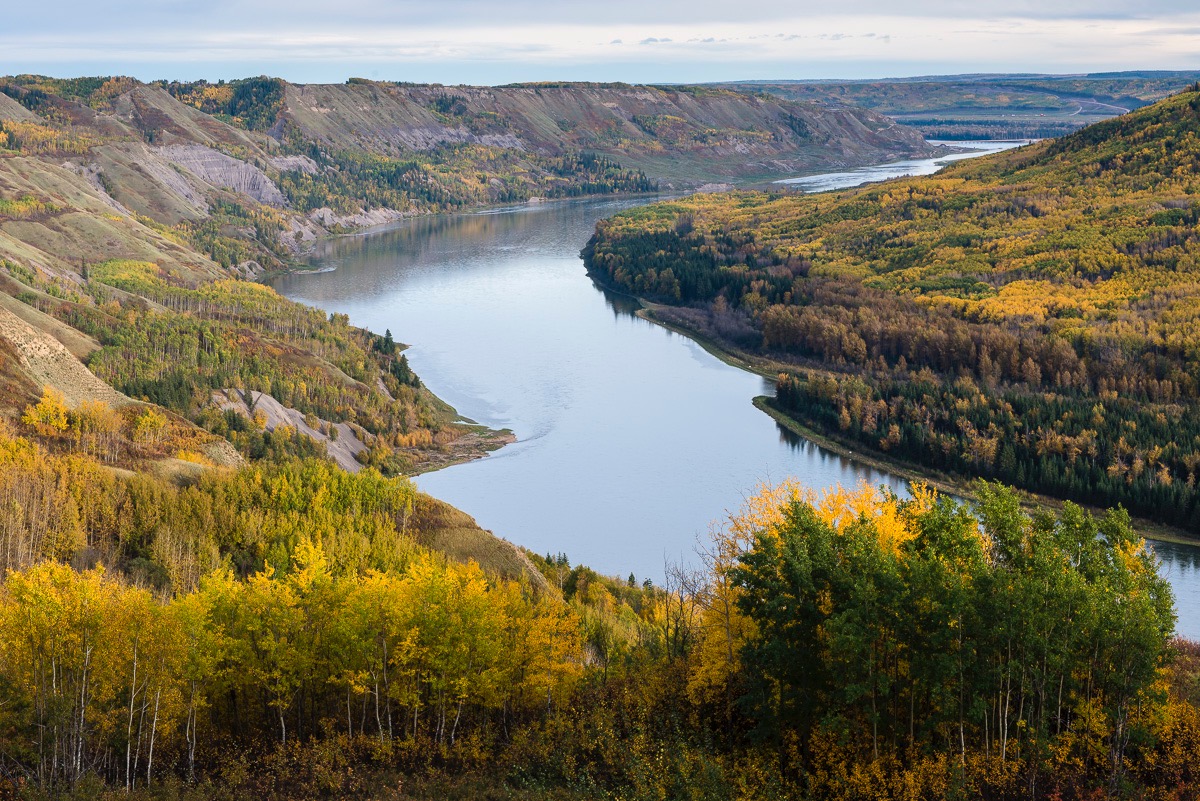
xmin=4 ymin=1 xmax=1199 ymax=84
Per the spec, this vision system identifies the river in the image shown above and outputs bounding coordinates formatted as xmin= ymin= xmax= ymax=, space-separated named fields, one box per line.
xmin=273 ymin=145 xmax=1200 ymax=639
xmin=274 ymin=199 xmax=906 ymax=579
xmin=774 ymin=139 xmax=1032 ymax=192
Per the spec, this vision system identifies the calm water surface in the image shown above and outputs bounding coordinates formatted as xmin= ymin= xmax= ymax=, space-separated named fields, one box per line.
xmin=776 ymin=140 xmax=1031 ymax=192
xmin=274 ymin=199 xmax=905 ymax=578
xmin=1153 ymin=541 xmax=1200 ymax=638
xmin=275 ymin=158 xmax=1200 ymax=639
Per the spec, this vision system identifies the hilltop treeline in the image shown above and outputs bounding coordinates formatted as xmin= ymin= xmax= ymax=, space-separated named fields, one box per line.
xmin=584 ymin=87 xmax=1200 ymax=534
xmin=0 ymin=441 xmax=1195 ymax=799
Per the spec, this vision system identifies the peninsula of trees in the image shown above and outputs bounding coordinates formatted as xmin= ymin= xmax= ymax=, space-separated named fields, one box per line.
xmin=585 ymin=86 xmax=1200 ymax=536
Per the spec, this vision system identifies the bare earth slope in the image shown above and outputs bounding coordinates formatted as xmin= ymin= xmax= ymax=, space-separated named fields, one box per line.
xmin=281 ymin=81 xmax=931 ymax=184
xmin=0 ymin=303 xmax=127 ymax=408
xmin=0 ymin=76 xmax=933 ymax=277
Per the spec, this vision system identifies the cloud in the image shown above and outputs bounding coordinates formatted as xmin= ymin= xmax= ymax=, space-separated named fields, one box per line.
xmin=1141 ymin=26 xmax=1200 ymax=35
xmin=2 ymin=3 xmax=1200 ymax=84
xmin=10 ymin=0 xmax=1200 ymax=30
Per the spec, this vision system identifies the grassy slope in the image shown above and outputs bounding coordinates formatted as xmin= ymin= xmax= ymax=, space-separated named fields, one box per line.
xmin=0 ymin=156 xmax=217 ymax=276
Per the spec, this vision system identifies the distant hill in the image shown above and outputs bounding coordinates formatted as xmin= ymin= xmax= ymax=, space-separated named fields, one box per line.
xmin=0 ymin=75 xmax=931 ymax=275
xmin=722 ymin=70 xmax=1200 ymax=139
xmin=584 ymin=86 xmax=1200 ymax=534
xmin=271 ymin=80 xmax=929 ymax=183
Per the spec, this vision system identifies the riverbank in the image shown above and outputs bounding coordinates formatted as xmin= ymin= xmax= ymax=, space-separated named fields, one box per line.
xmin=630 ymin=299 xmax=1200 ymax=549
xmin=400 ymin=376 xmax=518 ymax=477
xmin=270 ymin=194 xmax=670 ymax=473
xmin=412 ymin=422 xmax=517 ymax=477
xmin=264 ymin=192 xmax=675 ymax=283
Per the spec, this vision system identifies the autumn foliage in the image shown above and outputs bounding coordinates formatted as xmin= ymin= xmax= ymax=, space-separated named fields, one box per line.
xmin=584 ymin=86 xmax=1200 ymax=535
xmin=0 ymin=442 xmax=1191 ymax=799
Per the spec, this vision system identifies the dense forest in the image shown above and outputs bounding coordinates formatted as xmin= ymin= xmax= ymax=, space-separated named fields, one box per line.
xmin=0 ymin=420 xmax=1194 ymax=799
xmin=584 ymin=86 xmax=1200 ymax=535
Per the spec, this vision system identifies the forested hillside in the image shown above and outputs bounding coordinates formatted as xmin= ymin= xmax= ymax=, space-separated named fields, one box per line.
xmin=0 ymin=75 xmax=536 ymax=584
xmin=0 ymin=75 xmax=930 ymax=275
xmin=0 ymin=470 xmax=1193 ymax=799
xmin=585 ymin=86 xmax=1200 ymax=535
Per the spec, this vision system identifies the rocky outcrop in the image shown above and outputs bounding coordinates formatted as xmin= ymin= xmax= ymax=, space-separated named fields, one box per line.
xmin=63 ymin=162 xmax=132 ymax=215
xmin=79 ymin=143 xmax=212 ymax=219
xmin=308 ymin=206 xmax=411 ymax=230
xmin=213 ymin=389 xmax=370 ymax=472
xmin=269 ymin=154 xmax=319 ymax=174
xmin=158 ymin=144 xmax=288 ymax=207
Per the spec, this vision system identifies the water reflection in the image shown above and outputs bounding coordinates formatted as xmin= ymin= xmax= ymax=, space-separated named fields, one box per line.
xmin=275 ymin=197 xmax=909 ymax=578
xmin=776 ymin=140 xmax=1032 ymax=193
xmin=593 ymin=285 xmax=644 ymax=319
xmin=1150 ymin=540 xmax=1200 ymax=640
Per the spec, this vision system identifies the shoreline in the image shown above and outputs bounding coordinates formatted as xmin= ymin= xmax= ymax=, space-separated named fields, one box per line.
xmin=620 ymin=294 xmax=1200 ymax=550
xmin=279 ymin=188 xmax=1199 ymax=549
xmin=407 ymin=425 xmax=517 ymax=477
xmin=407 ymin=383 xmax=517 ymax=477
xmin=271 ymin=193 xmax=686 ymax=474
xmin=268 ymin=132 xmax=951 ymax=281
xmin=265 ymin=191 xmax=672 ymax=281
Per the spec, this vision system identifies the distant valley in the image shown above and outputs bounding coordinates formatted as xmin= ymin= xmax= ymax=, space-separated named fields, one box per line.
xmin=723 ymin=70 xmax=1200 ymax=139
xmin=0 ymin=75 xmax=930 ymax=275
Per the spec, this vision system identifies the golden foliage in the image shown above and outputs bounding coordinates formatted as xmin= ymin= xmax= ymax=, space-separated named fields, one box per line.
xmin=0 ymin=120 xmax=99 ymax=155
xmin=22 ymin=387 xmax=70 ymax=437
xmin=0 ymin=193 xmax=60 ymax=219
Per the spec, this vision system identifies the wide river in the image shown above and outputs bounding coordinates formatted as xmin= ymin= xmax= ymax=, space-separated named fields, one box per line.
xmin=774 ymin=139 xmax=1032 ymax=191
xmin=274 ymin=144 xmax=1200 ymax=639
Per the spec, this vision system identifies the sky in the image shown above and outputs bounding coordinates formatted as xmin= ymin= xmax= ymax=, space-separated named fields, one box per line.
xmin=3 ymin=1 xmax=1200 ymax=85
